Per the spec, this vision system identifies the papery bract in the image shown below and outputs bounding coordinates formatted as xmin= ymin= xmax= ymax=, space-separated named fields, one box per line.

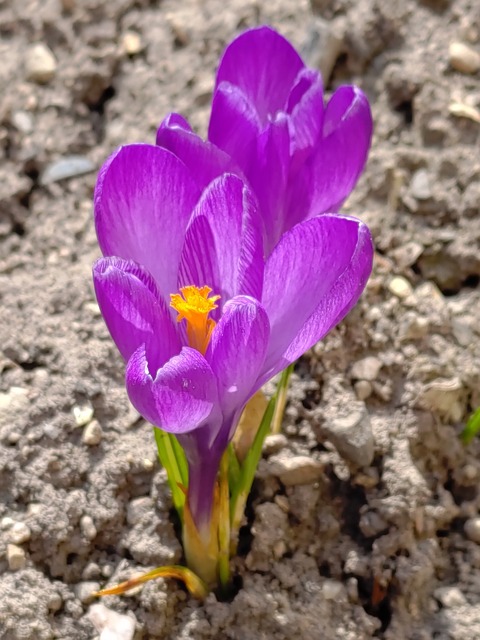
xmin=93 ymin=144 xmax=373 ymax=546
xmin=156 ymin=26 xmax=373 ymax=254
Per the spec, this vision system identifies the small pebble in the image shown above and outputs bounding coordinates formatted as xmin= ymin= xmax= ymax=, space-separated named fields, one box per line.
xmin=324 ymin=403 xmax=374 ymax=467
xmin=73 ymin=403 xmax=94 ymax=427
xmin=47 ymin=592 xmax=63 ymax=612
xmin=263 ymin=433 xmax=288 ymax=455
xmin=80 ymin=515 xmax=97 ymax=541
xmin=354 ymin=380 xmax=373 ymax=401
xmin=88 ymin=603 xmax=136 ymax=640
xmin=25 ymin=43 xmax=57 ymax=84
xmin=1 ymin=517 xmax=15 ymax=530
xmin=434 ymin=586 xmax=467 ymax=608
xmin=464 ymin=517 xmax=480 ymax=544
xmin=7 ymin=544 xmax=26 ymax=571
xmin=122 ymin=31 xmax=143 ymax=56
xmin=448 ymin=102 xmax=480 ymax=123
xmin=9 ymin=522 xmax=31 ymax=544
xmin=322 ymin=579 xmax=344 ymax=600
xmin=350 ymin=356 xmax=382 ymax=382
xmin=83 ymin=420 xmax=103 ymax=446
xmin=269 ymin=454 xmax=323 ymax=486
xmin=75 ymin=581 xmax=100 ymax=604
xmin=449 ymin=42 xmax=480 ymax=74
xmin=11 ymin=110 xmax=34 ymax=134
xmin=410 ymin=169 xmax=432 ymax=200
xmin=40 ymin=156 xmax=96 ymax=186
xmin=388 ymin=276 xmax=413 ymax=299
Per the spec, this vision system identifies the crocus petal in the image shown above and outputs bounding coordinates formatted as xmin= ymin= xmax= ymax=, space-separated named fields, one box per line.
xmin=126 ymin=345 xmax=220 ymax=434
xmin=206 ymin=296 xmax=270 ymax=426
xmin=93 ymin=257 xmax=180 ymax=373
xmin=156 ymin=113 xmax=239 ymax=192
xmin=288 ymin=85 xmax=373 ymax=223
xmin=178 ymin=174 xmax=264 ymax=304
xmin=261 ymin=214 xmax=373 ymax=378
xmin=208 ymin=82 xmax=261 ymax=174
xmin=214 ymin=25 xmax=304 ymax=124
xmin=247 ymin=115 xmax=291 ymax=253
xmin=287 ymin=68 xmax=325 ymax=167
xmin=94 ymin=143 xmax=201 ymax=299
xmin=283 ymin=222 xmax=373 ymax=364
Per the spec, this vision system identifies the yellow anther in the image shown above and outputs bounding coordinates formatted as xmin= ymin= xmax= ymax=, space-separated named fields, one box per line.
xmin=170 ymin=286 xmax=220 ymax=354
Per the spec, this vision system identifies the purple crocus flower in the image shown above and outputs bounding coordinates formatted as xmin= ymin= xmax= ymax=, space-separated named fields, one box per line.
xmin=156 ymin=26 xmax=372 ymax=255
xmin=92 ymin=144 xmax=373 ymax=542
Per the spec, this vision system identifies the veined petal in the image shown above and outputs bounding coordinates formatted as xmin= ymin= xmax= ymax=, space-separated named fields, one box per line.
xmin=208 ymin=82 xmax=261 ymax=173
xmin=283 ymin=222 xmax=373 ymax=364
xmin=126 ymin=345 xmax=220 ymax=434
xmin=178 ymin=174 xmax=264 ymax=304
xmin=214 ymin=26 xmax=304 ymax=123
xmin=261 ymin=215 xmax=373 ymax=377
xmin=288 ymin=68 xmax=325 ymax=167
xmin=157 ymin=112 xmax=192 ymax=134
xmin=93 ymin=257 xmax=180 ymax=373
xmin=157 ymin=113 xmax=239 ymax=192
xmin=94 ymin=143 xmax=201 ymax=299
xmin=247 ymin=115 xmax=291 ymax=253
xmin=206 ymin=296 xmax=270 ymax=427
xmin=288 ymin=85 xmax=373 ymax=222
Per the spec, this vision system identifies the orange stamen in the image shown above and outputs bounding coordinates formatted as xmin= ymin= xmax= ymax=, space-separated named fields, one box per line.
xmin=170 ymin=285 xmax=220 ymax=354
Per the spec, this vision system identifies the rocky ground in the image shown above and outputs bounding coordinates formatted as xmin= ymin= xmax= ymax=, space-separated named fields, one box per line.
xmin=1 ymin=0 xmax=480 ymax=638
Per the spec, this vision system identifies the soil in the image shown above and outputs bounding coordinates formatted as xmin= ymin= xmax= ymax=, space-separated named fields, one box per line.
xmin=1 ymin=0 xmax=480 ymax=638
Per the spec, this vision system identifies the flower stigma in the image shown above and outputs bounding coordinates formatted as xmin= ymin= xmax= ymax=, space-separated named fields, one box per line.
xmin=170 ymin=285 xmax=220 ymax=355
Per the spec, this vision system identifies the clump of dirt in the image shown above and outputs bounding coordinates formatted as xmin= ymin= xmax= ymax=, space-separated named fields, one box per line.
xmin=1 ymin=0 xmax=480 ymax=638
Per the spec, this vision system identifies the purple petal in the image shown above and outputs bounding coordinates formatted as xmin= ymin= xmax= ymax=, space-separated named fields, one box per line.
xmin=126 ymin=345 xmax=220 ymax=434
xmin=157 ymin=113 xmax=239 ymax=192
xmin=214 ymin=26 xmax=304 ymax=124
xmin=93 ymin=257 xmax=180 ymax=373
xmin=158 ymin=112 xmax=192 ymax=134
xmin=288 ymin=85 xmax=373 ymax=223
xmin=261 ymin=214 xmax=373 ymax=378
xmin=206 ymin=296 xmax=270 ymax=426
xmin=94 ymin=144 xmax=201 ymax=299
xmin=287 ymin=68 xmax=325 ymax=168
xmin=247 ymin=115 xmax=291 ymax=254
xmin=178 ymin=174 xmax=264 ymax=304
xmin=208 ymin=82 xmax=261 ymax=174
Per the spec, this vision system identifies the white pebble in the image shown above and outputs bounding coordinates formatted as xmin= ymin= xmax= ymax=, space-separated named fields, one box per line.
xmin=25 ymin=43 xmax=57 ymax=84
xmin=122 ymin=31 xmax=143 ymax=56
xmin=388 ymin=276 xmax=413 ymax=299
xmin=88 ymin=603 xmax=136 ymax=640
xmin=350 ymin=356 xmax=382 ymax=382
xmin=73 ymin=403 xmax=94 ymax=427
xmin=0 ymin=517 xmax=15 ymax=530
xmin=7 ymin=544 xmax=26 ymax=571
xmin=80 ymin=515 xmax=97 ymax=541
xmin=75 ymin=581 xmax=100 ymax=604
xmin=83 ymin=420 xmax=103 ymax=446
xmin=322 ymin=579 xmax=344 ymax=600
xmin=9 ymin=522 xmax=31 ymax=544
xmin=449 ymin=42 xmax=480 ymax=74
xmin=464 ymin=518 xmax=480 ymax=544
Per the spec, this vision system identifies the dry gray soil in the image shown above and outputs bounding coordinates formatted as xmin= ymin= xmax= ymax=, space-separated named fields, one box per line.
xmin=1 ymin=0 xmax=480 ymax=638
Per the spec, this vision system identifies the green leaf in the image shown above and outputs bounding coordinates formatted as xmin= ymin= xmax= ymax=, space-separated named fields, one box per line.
xmin=230 ymin=396 xmax=275 ymax=530
xmin=461 ymin=407 xmax=480 ymax=445
xmin=153 ymin=428 xmax=187 ymax=519
xmin=271 ymin=362 xmax=295 ymax=434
